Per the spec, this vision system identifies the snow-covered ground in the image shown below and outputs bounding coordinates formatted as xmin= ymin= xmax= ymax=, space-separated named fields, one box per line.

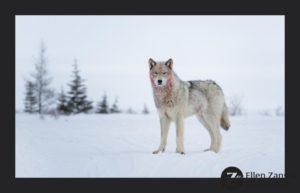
xmin=16 ymin=113 xmax=284 ymax=177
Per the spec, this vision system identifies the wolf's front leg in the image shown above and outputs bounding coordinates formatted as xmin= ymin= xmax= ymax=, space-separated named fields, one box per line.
xmin=175 ymin=116 xmax=185 ymax=155
xmin=153 ymin=116 xmax=171 ymax=154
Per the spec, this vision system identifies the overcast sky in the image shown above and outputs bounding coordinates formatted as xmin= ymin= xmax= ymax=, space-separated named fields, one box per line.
xmin=16 ymin=16 xmax=284 ymax=113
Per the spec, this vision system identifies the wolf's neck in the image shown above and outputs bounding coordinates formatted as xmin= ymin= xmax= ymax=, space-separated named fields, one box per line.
xmin=152 ymin=71 xmax=181 ymax=99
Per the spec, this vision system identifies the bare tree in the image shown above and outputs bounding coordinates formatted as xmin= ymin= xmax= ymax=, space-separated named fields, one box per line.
xmin=228 ymin=94 xmax=244 ymax=116
xmin=31 ymin=40 xmax=55 ymax=116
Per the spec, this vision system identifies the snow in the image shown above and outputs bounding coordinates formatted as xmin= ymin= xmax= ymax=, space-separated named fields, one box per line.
xmin=16 ymin=113 xmax=284 ymax=177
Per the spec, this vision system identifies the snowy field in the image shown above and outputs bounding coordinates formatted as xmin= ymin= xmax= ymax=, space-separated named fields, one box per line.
xmin=16 ymin=113 xmax=284 ymax=177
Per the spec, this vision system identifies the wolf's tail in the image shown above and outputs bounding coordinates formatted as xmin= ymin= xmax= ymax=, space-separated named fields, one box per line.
xmin=220 ymin=104 xmax=230 ymax=131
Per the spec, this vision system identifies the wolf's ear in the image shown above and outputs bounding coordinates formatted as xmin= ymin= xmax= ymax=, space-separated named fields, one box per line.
xmin=148 ymin=58 xmax=156 ymax=70
xmin=165 ymin=58 xmax=173 ymax=69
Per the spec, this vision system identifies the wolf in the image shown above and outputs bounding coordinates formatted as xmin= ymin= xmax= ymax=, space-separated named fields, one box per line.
xmin=149 ymin=58 xmax=230 ymax=154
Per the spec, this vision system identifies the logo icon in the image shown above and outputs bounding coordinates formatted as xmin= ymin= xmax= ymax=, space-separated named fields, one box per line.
xmin=221 ymin=166 xmax=243 ymax=190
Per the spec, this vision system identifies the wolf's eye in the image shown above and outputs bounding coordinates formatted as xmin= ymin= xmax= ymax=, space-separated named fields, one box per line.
xmin=154 ymin=72 xmax=158 ymax=75
xmin=163 ymin=72 xmax=167 ymax=75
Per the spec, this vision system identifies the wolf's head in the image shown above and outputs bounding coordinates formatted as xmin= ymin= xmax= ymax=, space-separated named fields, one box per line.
xmin=149 ymin=58 xmax=174 ymax=88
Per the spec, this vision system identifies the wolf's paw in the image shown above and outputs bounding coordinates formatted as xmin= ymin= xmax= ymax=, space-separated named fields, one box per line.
xmin=153 ymin=148 xmax=165 ymax=154
xmin=153 ymin=150 xmax=159 ymax=154
xmin=176 ymin=148 xmax=185 ymax=155
xmin=204 ymin=148 xmax=219 ymax=153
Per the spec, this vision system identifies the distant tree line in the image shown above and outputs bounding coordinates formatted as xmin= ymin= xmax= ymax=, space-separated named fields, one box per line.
xmin=227 ymin=94 xmax=284 ymax=117
xmin=260 ymin=106 xmax=284 ymax=116
xmin=23 ymin=40 xmax=150 ymax=117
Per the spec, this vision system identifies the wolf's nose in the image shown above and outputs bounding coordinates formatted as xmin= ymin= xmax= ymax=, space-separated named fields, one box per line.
xmin=158 ymin=80 xmax=162 ymax=84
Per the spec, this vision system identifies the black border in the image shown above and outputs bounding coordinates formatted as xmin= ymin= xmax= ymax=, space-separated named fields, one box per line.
xmin=7 ymin=3 xmax=296 ymax=192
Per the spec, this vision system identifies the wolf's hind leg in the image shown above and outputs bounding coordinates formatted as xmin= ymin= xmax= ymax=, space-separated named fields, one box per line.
xmin=202 ymin=111 xmax=222 ymax=153
xmin=196 ymin=114 xmax=214 ymax=152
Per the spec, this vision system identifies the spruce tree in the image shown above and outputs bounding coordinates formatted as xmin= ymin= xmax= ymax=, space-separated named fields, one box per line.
xmin=57 ymin=87 xmax=70 ymax=115
xmin=96 ymin=92 xmax=109 ymax=114
xmin=110 ymin=97 xmax=121 ymax=113
xmin=67 ymin=59 xmax=93 ymax=114
xmin=24 ymin=80 xmax=37 ymax=113
xmin=142 ymin=103 xmax=150 ymax=114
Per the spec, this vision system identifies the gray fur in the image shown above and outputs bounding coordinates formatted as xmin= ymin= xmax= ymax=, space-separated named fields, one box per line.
xmin=149 ymin=58 xmax=230 ymax=154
